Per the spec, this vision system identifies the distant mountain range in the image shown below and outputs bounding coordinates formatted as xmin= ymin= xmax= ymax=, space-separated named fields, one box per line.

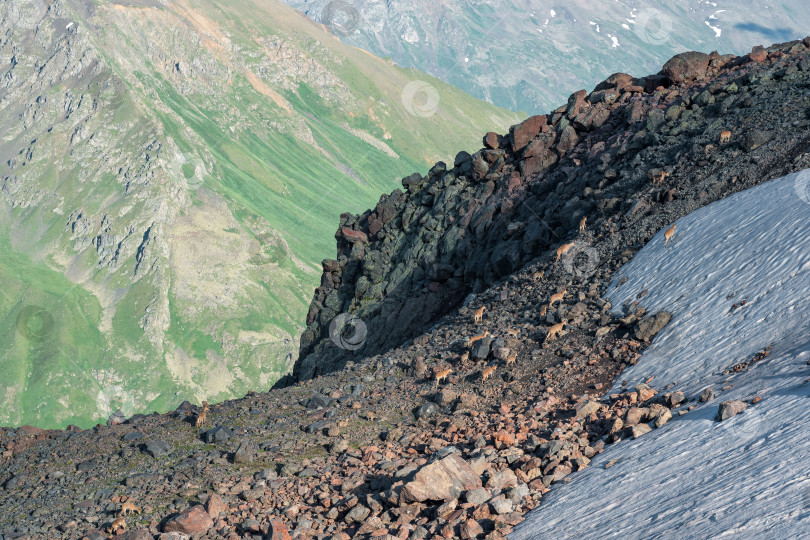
xmin=284 ymin=0 xmax=810 ymax=113
xmin=0 ymin=0 xmax=515 ymax=428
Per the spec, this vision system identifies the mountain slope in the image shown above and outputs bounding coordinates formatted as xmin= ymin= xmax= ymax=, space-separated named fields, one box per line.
xmin=514 ymin=169 xmax=810 ymax=538
xmin=0 ymin=0 xmax=516 ymax=428
xmin=293 ymin=39 xmax=810 ymax=383
xmin=284 ymin=0 xmax=810 ymax=114
xmin=1 ymin=40 xmax=810 ymax=539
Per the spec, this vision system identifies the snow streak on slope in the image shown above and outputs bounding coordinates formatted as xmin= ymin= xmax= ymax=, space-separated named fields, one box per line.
xmin=513 ymin=170 xmax=810 ymax=539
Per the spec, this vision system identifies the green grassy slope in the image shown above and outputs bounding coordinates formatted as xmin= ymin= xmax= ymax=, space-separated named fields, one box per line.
xmin=0 ymin=0 xmax=517 ymax=428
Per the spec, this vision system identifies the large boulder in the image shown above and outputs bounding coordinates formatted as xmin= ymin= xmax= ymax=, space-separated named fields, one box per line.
xmin=401 ymin=454 xmax=482 ymax=503
xmin=163 ymin=505 xmax=214 ymax=535
xmin=661 ymin=52 xmax=710 ymax=83
xmin=510 ymin=115 xmax=547 ymax=152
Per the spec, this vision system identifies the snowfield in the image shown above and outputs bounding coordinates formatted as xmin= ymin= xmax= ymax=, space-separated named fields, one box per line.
xmin=513 ymin=169 xmax=810 ymax=539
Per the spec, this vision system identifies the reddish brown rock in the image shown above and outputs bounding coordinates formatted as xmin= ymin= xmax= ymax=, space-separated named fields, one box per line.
xmin=749 ymin=45 xmax=768 ymax=63
xmin=661 ymin=51 xmax=710 ymax=83
xmin=163 ymin=505 xmax=213 ymax=535
xmin=401 ymin=454 xmax=482 ymax=503
xmin=483 ymin=132 xmax=500 ymax=149
xmin=460 ymin=518 xmax=484 ymax=539
xmin=206 ymin=493 xmax=227 ymax=517
xmin=340 ymin=227 xmax=368 ymax=244
xmin=510 ymin=115 xmax=547 ymax=152
xmin=804 ymin=37 xmax=810 ymax=49
xmin=268 ymin=519 xmax=293 ymax=540
xmin=16 ymin=426 xmax=46 ymax=437
xmin=594 ymin=72 xmax=634 ymax=91
xmin=566 ymin=90 xmax=589 ymax=120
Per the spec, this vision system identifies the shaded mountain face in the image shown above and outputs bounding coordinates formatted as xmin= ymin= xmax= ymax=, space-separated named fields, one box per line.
xmin=283 ymin=0 xmax=810 ymax=114
xmin=294 ymin=39 xmax=810 ymax=382
xmin=0 ymin=0 xmax=516 ymax=428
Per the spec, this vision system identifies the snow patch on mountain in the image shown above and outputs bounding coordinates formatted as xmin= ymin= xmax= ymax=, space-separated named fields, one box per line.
xmin=513 ymin=169 xmax=810 ymax=538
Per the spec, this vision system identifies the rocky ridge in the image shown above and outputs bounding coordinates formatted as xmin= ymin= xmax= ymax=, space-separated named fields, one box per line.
xmin=2 ymin=39 xmax=810 ymax=539
xmin=294 ymin=38 xmax=810 ymax=383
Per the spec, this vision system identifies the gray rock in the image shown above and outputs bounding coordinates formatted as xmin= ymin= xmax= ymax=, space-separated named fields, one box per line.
xmin=203 ymin=426 xmax=232 ymax=443
xmin=635 ymin=311 xmax=672 ymax=341
xmin=416 ymin=401 xmax=439 ymax=419
xmin=700 ymin=387 xmax=716 ymax=402
xmin=491 ymin=497 xmax=513 ymax=515
xmin=716 ymin=400 xmax=747 ymax=421
xmin=144 ymin=439 xmax=172 ymax=458
xmin=464 ymin=488 xmax=491 ymax=505
xmin=233 ymin=441 xmax=256 ymax=464
xmin=345 ymin=504 xmax=370 ymax=523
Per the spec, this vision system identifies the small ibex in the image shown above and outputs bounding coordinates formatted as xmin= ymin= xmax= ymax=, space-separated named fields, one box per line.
xmin=468 ymin=330 xmax=490 ymax=348
xmin=472 ymin=305 xmax=486 ymax=324
xmin=556 ymin=242 xmax=575 ymax=262
xmin=664 ymin=224 xmax=676 ymax=247
xmin=195 ymin=401 xmax=210 ymax=428
xmin=533 ymin=270 xmax=545 ymax=280
xmin=107 ymin=518 xmax=126 ymax=535
xmin=119 ymin=501 xmax=141 ymax=517
xmin=545 ymin=322 xmax=565 ymax=343
xmin=579 ymin=216 xmax=587 ymax=234
xmin=505 ymin=353 xmax=517 ymax=367
xmin=505 ymin=328 xmax=520 ymax=337
xmin=720 ymin=130 xmax=732 ymax=144
xmin=434 ymin=367 xmax=453 ymax=386
xmin=481 ymin=365 xmax=497 ymax=383
xmin=652 ymin=170 xmax=670 ymax=185
xmin=459 ymin=351 xmax=470 ymax=363
xmin=538 ymin=305 xmax=548 ymax=317
xmin=548 ymin=289 xmax=567 ymax=308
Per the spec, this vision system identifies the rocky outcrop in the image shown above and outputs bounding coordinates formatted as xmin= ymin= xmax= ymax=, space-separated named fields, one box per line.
xmin=294 ymin=39 xmax=810 ymax=382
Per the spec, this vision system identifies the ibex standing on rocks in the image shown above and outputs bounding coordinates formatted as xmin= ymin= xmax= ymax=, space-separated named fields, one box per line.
xmin=556 ymin=242 xmax=575 ymax=262
xmin=435 ymin=367 xmax=452 ymax=386
xmin=548 ymin=289 xmax=566 ymax=309
xmin=195 ymin=401 xmax=209 ymax=428
xmin=468 ymin=330 xmax=490 ymax=348
xmin=545 ymin=322 xmax=565 ymax=343
xmin=481 ymin=365 xmax=497 ymax=383
xmin=579 ymin=216 xmax=587 ymax=234
xmin=473 ymin=305 xmax=486 ymax=324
